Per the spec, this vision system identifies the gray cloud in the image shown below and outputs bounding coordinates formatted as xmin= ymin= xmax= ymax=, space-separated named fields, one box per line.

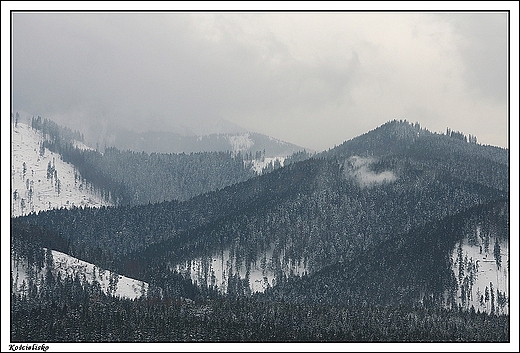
xmin=11 ymin=11 xmax=509 ymax=151
xmin=445 ymin=13 xmax=508 ymax=104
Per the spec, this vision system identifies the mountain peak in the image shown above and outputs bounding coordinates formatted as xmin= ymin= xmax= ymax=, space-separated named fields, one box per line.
xmin=325 ymin=119 xmax=497 ymax=162
xmin=325 ymin=119 xmax=427 ymax=158
xmin=374 ymin=119 xmax=425 ymax=139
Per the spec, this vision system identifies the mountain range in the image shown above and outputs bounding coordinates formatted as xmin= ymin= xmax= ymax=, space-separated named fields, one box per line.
xmin=10 ymin=117 xmax=509 ymax=342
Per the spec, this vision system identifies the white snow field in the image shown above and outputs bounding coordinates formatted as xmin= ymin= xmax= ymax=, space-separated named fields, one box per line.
xmin=11 ymin=249 xmax=148 ymax=299
xmin=11 ymin=121 xmax=111 ymax=217
xmin=10 ymin=121 xmax=147 ymax=299
xmin=450 ymin=229 xmax=509 ymax=315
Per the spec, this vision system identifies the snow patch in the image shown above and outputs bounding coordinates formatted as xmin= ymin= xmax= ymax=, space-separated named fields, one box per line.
xmin=174 ymin=246 xmax=307 ymax=294
xmin=227 ymin=133 xmax=254 ymax=154
xmin=449 ymin=231 xmax=508 ymax=315
xmin=249 ymin=157 xmax=286 ymax=174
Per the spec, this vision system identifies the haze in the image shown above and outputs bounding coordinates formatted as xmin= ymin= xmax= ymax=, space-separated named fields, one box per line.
xmin=10 ymin=10 xmax=510 ymax=151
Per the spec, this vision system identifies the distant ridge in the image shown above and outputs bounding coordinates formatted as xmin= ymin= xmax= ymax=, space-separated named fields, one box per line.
xmin=103 ymin=129 xmax=309 ymax=157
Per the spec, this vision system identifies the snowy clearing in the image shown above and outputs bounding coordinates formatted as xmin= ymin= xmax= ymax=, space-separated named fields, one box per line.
xmin=11 ymin=122 xmax=111 ymax=217
xmin=11 ymin=249 xmax=148 ymax=300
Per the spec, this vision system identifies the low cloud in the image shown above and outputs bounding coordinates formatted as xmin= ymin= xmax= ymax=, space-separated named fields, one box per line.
xmin=10 ymin=11 xmax=508 ymax=151
xmin=345 ymin=156 xmax=397 ymax=188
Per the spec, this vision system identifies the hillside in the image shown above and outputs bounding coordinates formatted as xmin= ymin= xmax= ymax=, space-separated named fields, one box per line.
xmin=263 ymin=199 xmax=508 ymax=314
xmin=11 ymin=119 xmax=510 ymax=342
xmin=11 ymin=248 xmax=147 ymax=300
xmin=15 ymin=120 xmax=508 ymax=307
xmin=10 ymin=121 xmax=111 ymax=216
xmin=170 ymin=121 xmax=510 ymax=300
xmin=324 ymin=120 xmax=508 ymax=192
xmin=26 ymin=116 xmax=309 ymax=206
xmin=10 ymin=120 xmax=147 ymax=301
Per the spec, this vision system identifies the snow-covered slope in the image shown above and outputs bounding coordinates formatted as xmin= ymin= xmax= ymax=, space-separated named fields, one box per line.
xmin=9 ymin=122 xmax=140 ymax=299
xmin=450 ymin=233 xmax=509 ymax=315
xmin=175 ymin=247 xmax=308 ymax=294
xmin=11 ymin=249 xmax=148 ymax=300
xmin=11 ymin=121 xmax=111 ymax=217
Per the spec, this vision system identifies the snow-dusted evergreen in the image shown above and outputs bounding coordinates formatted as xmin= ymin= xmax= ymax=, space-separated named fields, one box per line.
xmin=248 ymin=156 xmax=286 ymax=175
xmin=175 ymin=246 xmax=308 ymax=294
xmin=11 ymin=118 xmax=509 ymax=342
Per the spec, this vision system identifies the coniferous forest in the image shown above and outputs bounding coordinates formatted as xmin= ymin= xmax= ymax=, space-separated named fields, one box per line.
xmin=11 ymin=119 xmax=510 ymax=343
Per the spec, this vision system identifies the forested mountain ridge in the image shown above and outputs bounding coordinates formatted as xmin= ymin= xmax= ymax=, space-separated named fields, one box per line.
xmin=23 ymin=115 xmax=309 ymax=206
xmin=262 ymin=199 xmax=508 ymax=310
xmin=323 ymin=120 xmax=508 ymax=192
xmin=14 ymin=120 xmax=508 ymax=303
xmin=103 ymin=128 xmax=307 ymax=157
xmin=11 ymin=119 xmax=509 ymax=342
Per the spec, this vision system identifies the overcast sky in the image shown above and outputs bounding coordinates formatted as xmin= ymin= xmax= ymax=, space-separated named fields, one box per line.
xmin=9 ymin=9 xmax=512 ymax=151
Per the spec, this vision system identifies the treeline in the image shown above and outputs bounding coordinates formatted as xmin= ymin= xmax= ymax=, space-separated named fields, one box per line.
xmin=11 ymin=279 xmax=509 ymax=342
xmin=11 ymin=219 xmax=71 ymax=267
xmin=446 ymin=127 xmax=478 ymax=144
